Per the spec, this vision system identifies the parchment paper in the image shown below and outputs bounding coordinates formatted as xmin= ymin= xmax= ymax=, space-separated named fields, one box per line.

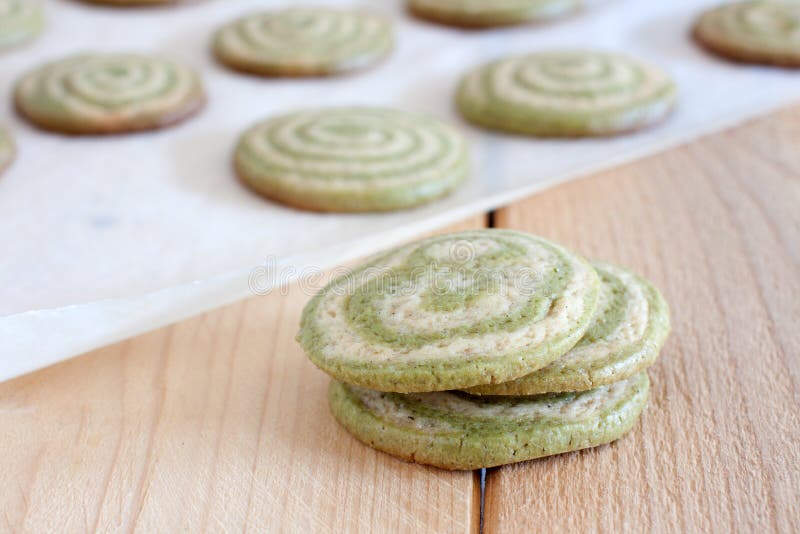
xmin=1 ymin=0 xmax=797 ymax=381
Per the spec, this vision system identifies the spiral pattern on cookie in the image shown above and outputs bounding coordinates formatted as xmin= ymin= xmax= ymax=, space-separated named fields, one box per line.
xmin=0 ymin=0 xmax=43 ymax=49
xmin=694 ymin=1 xmax=800 ymax=66
xmin=457 ymin=51 xmax=676 ymax=136
xmin=0 ymin=128 xmax=14 ymax=175
xmin=235 ymin=107 xmax=469 ymax=212
xmin=467 ymin=262 xmax=670 ymax=395
xmin=298 ymin=229 xmax=600 ymax=392
xmin=214 ymin=8 xmax=393 ymax=76
xmin=15 ymin=53 xmax=205 ymax=134
xmin=408 ymin=0 xmax=579 ymax=27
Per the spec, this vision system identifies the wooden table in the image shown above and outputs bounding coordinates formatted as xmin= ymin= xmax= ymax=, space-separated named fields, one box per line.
xmin=2 ymin=108 xmax=798 ymax=533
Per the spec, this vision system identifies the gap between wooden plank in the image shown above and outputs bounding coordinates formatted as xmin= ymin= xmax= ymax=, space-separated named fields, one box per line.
xmin=474 ymin=211 xmax=495 ymax=534
xmin=487 ymin=210 xmax=497 ymax=229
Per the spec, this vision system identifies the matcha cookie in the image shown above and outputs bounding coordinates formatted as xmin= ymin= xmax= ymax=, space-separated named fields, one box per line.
xmin=235 ymin=107 xmax=469 ymax=212
xmin=298 ymin=229 xmax=600 ymax=392
xmin=407 ymin=0 xmax=579 ymax=28
xmin=0 ymin=0 xmax=43 ymax=50
xmin=0 ymin=128 xmax=14 ymax=175
xmin=329 ymin=372 xmax=650 ymax=470
xmin=14 ymin=53 xmax=204 ymax=135
xmin=467 ymin=262 xmax=670 ymax=395
xmin=213 ymin=8 xmax=393 ymax=77
xmin=456 ymin=51 xmax=677 ymax=137
xmin=693 ymin=1 xmax=800 ymax=67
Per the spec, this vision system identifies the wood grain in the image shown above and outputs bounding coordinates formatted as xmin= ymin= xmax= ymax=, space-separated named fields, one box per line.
xmin=0 ymin=217 xmax=486 ymax=534
xmin=2 ymin=106 xmax=800 ymax=533
xmin=484 ymin=109 xmax=800 ymax=533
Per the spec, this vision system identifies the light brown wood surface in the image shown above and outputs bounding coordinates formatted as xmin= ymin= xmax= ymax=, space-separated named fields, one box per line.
xmin=1 ymin=108 xmax=798 ymax=533
xmin=486 ymin=108 xmax=800 ymax=533
xmin=0 ymin=219 xmax=484 ymax=534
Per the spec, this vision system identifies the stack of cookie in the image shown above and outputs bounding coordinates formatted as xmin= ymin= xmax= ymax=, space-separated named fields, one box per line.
xmin=297 ymin=229 xmax=670 ymax=470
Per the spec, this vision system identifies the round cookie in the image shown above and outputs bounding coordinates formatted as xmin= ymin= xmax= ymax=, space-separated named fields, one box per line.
xmin=456 ymin=50 xmax=677 ymax=137
xmin=329 ymin=372 xmax=650 ymax=470
xmin=693 ymin=1 xmax=800 ymax=67
xmin=0 ymin=128 xmax=14 ymax=175
xmin=14 ymin=53 xmax=205 ymax=135
xmin=467 ymin=262 xmax=670 ymax=395
xmin=234 ymin=107 xmax=469 ymax=212
xmin=0 ymin=0 xmax=43 ymax=50
xmin=213 ymin=8 xmax=393 ymax=77
xmin=407 ymin=0 xmax=580 ymax=28
xmin=298 ymin=229 xmax=600 ymax=392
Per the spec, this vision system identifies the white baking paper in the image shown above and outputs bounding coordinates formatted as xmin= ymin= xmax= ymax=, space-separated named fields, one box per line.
xmin=0 ymin=0 xmax=797 ymax=382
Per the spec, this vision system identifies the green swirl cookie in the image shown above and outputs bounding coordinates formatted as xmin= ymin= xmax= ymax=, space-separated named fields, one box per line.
xmin=0 ymin=0 xmax=43 ymax=50
xmin=0 ymin=128 xmax=14 ymax=176
xmin=693 ymin=1 xmax=800 ymax=67
xmin=298 ymin=229 xmax=600 ymax=392
xmin=213 ymin=8 xmax=393 ymax=77
xmin=456 ymin=51 xmax=677 ymax=137
xmin=407 ymin=0 xmax=580 ymax=27
xmin=329 ymin=372 xmax=650 ymax=470
xmin=467 ymin=262 xmax=670 ymax=395
xmin=235 ymin=107 xmax=469 ymax=212
xmin=14 ymin=53 xmax=205 ymax=135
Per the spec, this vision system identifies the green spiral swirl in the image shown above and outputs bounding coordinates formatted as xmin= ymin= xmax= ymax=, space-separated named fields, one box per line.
xmin=0 ymin=0 xmax=43 ymax=50
xmin=214 ymin=8 xmax=393 ymax=77
xmin=457 ymin=51 xmax=677 ymax=137
xmin=467 ymin=262 xmax=670 ymax=395
xmin=234 ymin=107 xmax=469 ymax=212
xmin=298 ymin=229 xmax=600 ymax=392
xmin=693 ymin=1 xmax=800 ymax=67
xmin=14 ymin=53 xmax=205 ymax=134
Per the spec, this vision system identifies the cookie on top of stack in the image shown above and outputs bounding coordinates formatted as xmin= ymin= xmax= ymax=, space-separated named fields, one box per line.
xmin=297 ymin=228 xmax=670 ymax=470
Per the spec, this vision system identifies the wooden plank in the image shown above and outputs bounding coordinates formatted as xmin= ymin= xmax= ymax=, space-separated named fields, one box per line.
xmin=0 ymin=216 xmax=487 ymax=533
xmin=485 ymin=109 xmax=800 ymax=533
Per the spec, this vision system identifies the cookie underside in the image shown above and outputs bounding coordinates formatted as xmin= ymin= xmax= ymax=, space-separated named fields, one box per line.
xmin=329 ymin=372 xmax=650 ymax=470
